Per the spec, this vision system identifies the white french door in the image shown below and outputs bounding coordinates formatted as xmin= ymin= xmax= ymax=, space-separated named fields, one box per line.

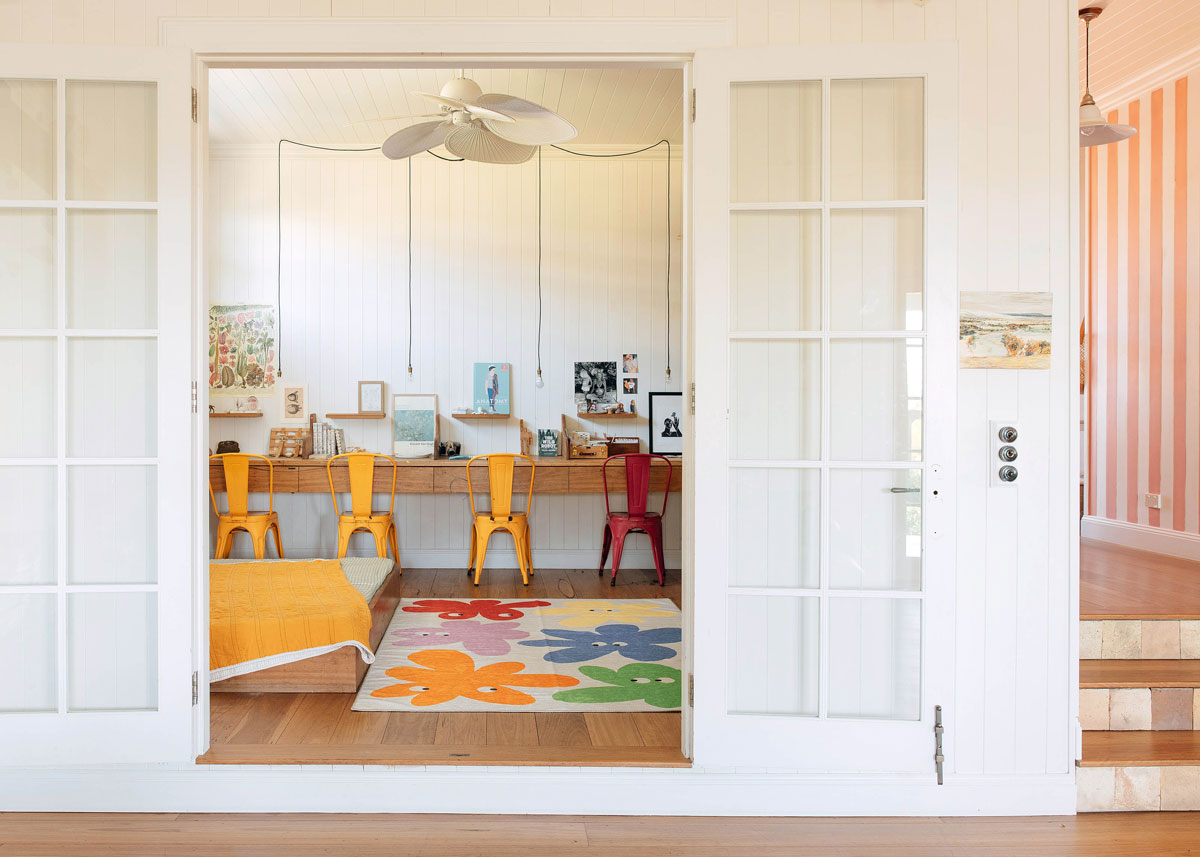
xmin=692 ymin=45 xmax=957 ymax=773
xmin=0 ymin=46 xmax=193 ymax=764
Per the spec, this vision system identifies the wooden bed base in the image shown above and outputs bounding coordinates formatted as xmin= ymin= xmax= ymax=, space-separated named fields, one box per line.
xmin=211 ymin=565 xmax=404 ymax=694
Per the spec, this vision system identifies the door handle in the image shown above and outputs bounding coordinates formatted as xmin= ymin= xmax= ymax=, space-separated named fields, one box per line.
xmin=889 ymin=487 xmax=920 ymax=493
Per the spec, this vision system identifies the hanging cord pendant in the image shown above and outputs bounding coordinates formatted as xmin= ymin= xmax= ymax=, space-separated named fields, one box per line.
xmin=407 ymin=156 xmax=413 ymax=377
xmin=535 ymin=145 xmax=544 ymax=388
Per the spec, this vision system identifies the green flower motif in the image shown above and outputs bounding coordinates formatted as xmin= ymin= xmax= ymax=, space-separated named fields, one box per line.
xmin=552 ymin=664 xmax=681 ymax=709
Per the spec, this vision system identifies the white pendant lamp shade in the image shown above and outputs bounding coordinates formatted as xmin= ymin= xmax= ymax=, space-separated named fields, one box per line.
xmin=1079 ymin=7 xmax=1137 ymax=149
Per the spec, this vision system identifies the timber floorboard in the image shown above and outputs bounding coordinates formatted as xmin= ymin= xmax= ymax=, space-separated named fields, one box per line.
xmin=203 ymin=567 xmax=685 ymax=767
xmin=3 ymin=812 xmax=1200 ymax=856
xmin=1080 ymin=539 xmax=1200 ymax=619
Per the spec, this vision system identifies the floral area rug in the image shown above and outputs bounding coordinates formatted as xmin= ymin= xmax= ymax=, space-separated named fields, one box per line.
xmin=352 ymin=598 xmax=682 ymax=713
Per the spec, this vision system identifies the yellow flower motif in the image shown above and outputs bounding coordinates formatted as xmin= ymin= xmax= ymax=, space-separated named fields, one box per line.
xmin=539 ymin=599 xmax=677 ymax=628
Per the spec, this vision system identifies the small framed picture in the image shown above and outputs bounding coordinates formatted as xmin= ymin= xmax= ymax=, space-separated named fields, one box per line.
xmin=358 ymin=380 xmax=385 ymax=415
xmin=281 ymin=386 xmax=307 ymax=424
xmin=393 ymin=393 xmax=438 ymax=459
xmin=648 ymin=391 xmax=684 ymax=456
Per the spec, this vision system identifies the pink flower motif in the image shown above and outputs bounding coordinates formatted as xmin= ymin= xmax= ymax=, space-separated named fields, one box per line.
xmin=219 ymin=332 xmax=226 ymax=344
xmin=219 ymin=345 xmax=229 ymax=355
xmin=265 ymin=373 xmax=274 ymax=384
xmin=390 ymin=619 xmax=530 ymax=657
xmin=237 ymin=312 xmax=247 ymax=324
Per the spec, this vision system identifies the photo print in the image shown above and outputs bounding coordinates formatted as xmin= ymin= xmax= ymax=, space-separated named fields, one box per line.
xmin=574 ymin=361 xmax=618 ymax=413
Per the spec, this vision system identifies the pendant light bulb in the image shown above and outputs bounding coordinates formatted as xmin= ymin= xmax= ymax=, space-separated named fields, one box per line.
xmin=535 ymin=368 xmax=544 ymax=388
xmin=1078 ymin=7 xmax=1137 ymax=149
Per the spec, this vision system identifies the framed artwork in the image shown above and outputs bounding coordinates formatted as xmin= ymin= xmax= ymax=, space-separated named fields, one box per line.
xmin=648 ymin=391 xmax=684 ymax=456
xmin=358 ymin=381 xmax=385 ymax=415
xmin=959 ymin=291 xmax=1052 ymax=369
xmin=208 ymin=304 xmax=277 ymax=396
xmin=574 ymin=361 xmax=617 ymax=413
xmin=472 ymin=362 xmax=511 ymax=415
xmin=281 ymin=386 xmax=307 ymax=424
xmin=393 ymin=394 xmax=438 ymax=459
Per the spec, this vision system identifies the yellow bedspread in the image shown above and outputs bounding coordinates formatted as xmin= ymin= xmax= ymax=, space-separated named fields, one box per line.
xmin=210 ymin=559 xmax=374 ymax=680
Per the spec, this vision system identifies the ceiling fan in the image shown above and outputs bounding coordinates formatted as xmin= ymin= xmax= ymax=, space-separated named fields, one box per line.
xmin=361 ymin=76 xmax=578 ymax=164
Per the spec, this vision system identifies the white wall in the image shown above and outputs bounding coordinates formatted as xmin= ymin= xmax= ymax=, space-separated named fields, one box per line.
xmin=207 ymin=146 xmax=683 ymax=567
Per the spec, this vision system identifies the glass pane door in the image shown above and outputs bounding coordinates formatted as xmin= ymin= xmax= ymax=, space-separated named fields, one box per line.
xmin=0 ymin=46 xmax=192 ymax=765
xmin=692 ymin=46 xmax=956 ymax=773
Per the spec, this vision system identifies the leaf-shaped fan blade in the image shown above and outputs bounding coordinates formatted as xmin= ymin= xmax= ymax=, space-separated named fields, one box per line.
xmin=414 ymin=92 xmax=515 ymax=123
xmin=476 ymin=94 xmax=577 ymax=146
xmin=443 ymin=126 xmax=536 ymax=164
xmin=381 ymin=120 xmax=451 ymax=160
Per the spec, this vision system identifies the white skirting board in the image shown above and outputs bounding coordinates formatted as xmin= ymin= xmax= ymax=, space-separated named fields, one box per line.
xmin=1081 ymin=516 xmax=1200 ymax=562
xmin=0 ymin=766 xmax=1077 ymax=817
xmin=219 ymin=547 xmax=683 ymax=570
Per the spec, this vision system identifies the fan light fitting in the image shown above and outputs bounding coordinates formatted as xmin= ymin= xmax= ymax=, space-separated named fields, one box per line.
xmin=1079 ymin=7 xmax=1136 ymax=148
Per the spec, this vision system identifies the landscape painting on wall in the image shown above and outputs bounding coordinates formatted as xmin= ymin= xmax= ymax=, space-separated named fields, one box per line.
xmin=959 ymin=292 xmax=1052 ymax=369
xmin=209 ymin=304 xmax=278 ymax=395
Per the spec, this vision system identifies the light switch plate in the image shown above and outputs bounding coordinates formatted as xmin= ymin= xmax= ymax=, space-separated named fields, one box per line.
xmin=1145 ymin=493 xmax=1162 ymax=509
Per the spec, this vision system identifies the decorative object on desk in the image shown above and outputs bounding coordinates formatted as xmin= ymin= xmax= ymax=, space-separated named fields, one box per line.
xmin=574 ymin=361 xmax=617 ymax=414
xmin=626 ymin=398 xmax=637 ymax=416
xmin=437 ymin=441 xmax=461 ymax=459
xmin=569 ymin=430 xmax=590 ymax=447
xmin=608 ymin=436 xmax=640 ymax=456
xmin=358 ymin=381 xmax=385 ymax=416
xmin=393 ymin=394 xmax=438 ymax=459
xmin=209 ymin=304 xmax=277 ymax=396
xmin=622 ymin=377 xmax=638 ymax=394
xmin=959 ymin=291 xmax=1052 ymax=369
xmin=473 ymin=362 xmax=511 ymax=415
xmin=519 ymin=420 xmax=534 ymax=457
xmin=537 ymin=429 xmax=561 ymax=457
xmin=281 ymin=386 xmax=307 ymax=424
xmin=268 ymin=427 xmax=311 ymax=459
xmin=648 ymin=391 xmax=684 ymax=456
xmin=215 ymin=440 xmax=240 ymax=454
xmin=622 ymin=353 xmax=638 ymax=374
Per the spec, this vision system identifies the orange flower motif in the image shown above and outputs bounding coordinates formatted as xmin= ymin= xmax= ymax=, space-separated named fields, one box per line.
xmin=370 ymin=649 xmax=579 ymax=706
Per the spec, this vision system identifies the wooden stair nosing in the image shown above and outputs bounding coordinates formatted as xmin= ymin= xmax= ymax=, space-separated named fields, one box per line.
xmin=197 ymin=742 xmax=692 ymax=767
xmin=1080 ymin=659 xmax=1200 ymax=689
xmin=1079 ymin=731 xmax=1200 ymax=767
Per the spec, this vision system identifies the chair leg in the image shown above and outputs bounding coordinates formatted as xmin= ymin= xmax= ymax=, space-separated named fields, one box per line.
xmin=513 ymin=531 xmax=530 ymax=586
xmin=388 ymin=524 xmax=401 ymax=572
xmin=649 ymin=526 xmax=667 ymax=587
xmin=598 ymin=524 xmax=612 ymax=576
xmin=466 ymin=525 xmax=477 ymax=577
xmin=252 ymin=528 xmax=266 ymax=560
xmin=371 ymin=526 xmax=388 ymax=559
xmin=336 ymin=525 xmax=352 ymax=559
xmin=473 ymin=527 xmax=490 ymax=586
xmin=609 ymin=528 xmax=629 ymax=587
xmin=271 ymin=523 xmax=285 ymax=559
xmin=214 ymin=525 xmax=232 ymax=559
xmin=525 ymin=531 xmax=534 ymax=577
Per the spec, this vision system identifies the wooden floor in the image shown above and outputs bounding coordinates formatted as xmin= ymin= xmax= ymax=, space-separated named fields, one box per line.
xmin=204 ymin=566 xmax=685 ymax=767
xmin=1080 ymin=539 xmax=1200 ymax=619
xmin=4 ymin=812 xmax=1200 ymax=856
xmin=1080 ymin=659 xmax=1200 ymax=688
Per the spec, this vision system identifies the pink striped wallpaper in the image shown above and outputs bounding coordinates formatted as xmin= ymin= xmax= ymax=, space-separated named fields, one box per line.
xmin=1086 ymin=74 xmax=1200 ymax=534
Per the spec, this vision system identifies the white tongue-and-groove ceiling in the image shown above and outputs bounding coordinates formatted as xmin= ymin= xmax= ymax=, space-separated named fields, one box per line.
xmin=208 ymin=67 xmax=684 ymax=148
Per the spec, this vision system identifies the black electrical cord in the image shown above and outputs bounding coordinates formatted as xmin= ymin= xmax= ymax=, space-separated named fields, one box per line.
xmin=407 ymin=156 xmax=412 ymax=375
xmin=536 ymin=145 xmax=543 ymax=385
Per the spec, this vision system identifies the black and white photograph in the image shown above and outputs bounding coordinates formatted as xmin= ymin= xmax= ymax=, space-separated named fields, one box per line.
xmin=573 ymin=361 xmax=618 ymax=413
xmin=648 ymin=391 xmax=684 ymax=456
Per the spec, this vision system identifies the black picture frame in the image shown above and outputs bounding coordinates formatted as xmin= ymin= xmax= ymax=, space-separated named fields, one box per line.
xmin=648 ymin=391 xmax=684 ymax=456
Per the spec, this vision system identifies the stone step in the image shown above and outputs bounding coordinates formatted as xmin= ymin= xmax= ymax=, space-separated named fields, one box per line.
xmin=1081 ymin=619 xmax=1200 ymax=659
xmin=1079 ymin=661 xmax=1199 ymax=731
xmin=1077 ymin=733 xmax=1200 ymax=812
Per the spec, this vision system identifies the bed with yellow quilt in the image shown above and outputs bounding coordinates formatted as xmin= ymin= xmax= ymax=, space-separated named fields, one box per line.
xmin=209 ymin=557 xmax=401 ymax=693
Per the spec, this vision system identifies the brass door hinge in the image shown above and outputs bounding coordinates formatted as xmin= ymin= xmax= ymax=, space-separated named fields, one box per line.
xmin=690 ymin=88 xmax=696 ymax=122
xmin=192 ymin=671 xmax=199 ymax=705
xmin=933 ymin=704 xmax=944 ymax=784
xmin=191 ymin=87 xmax=198 ymax=123
xmin=687 ymin=674 xmax=694 ymax=707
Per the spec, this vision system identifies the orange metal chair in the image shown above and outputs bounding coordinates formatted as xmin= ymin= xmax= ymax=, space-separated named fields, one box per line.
xmin=326 ymin=453 xmax=401 ymax=566
xmin=465 ymin=453 xmax=535 ymax=586
xmin=209 ymin=453 xmax=284 ymax=559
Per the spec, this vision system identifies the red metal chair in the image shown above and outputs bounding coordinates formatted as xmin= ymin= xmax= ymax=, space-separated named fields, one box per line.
xmin=598 ymin=453 xmax=673 ymax=587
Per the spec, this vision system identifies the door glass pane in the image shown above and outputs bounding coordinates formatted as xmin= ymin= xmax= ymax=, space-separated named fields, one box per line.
xmin=68 ymin=466 xmax=156 ymax=584
xmin=67 ymin=337 xmax=157 ymax=457
xmin=68 ymin=592 xmax=157 ymax=711
xmin=0 ymin=210 xmax=56 ymax=328
xmin=830 ymin=469 xmax=921 ymax=591
xmin=0 ymin=466 xmax=56 ymax=585
xmin=730 ymin=340 xmax=820 ymax=460
xmin=728 ymin=594 xmax=819 ymax=715
xmin=830 ymin=77 xmax=923 ymax=201
xmin=731 ymin=81 xmax=821 ymax=203
xmin=730 ymin=468 xmax=820 ymax=588
xmin=830 ymin=209 xmax=923 ymax=331
xmin=829 ymin=339 xmax=923 ymax=461
xmin=67 ymin=210 xmax=156 ymax=328
xmin=828 ymin=597 xmax=921 ymax=720
xmin=731 ymin=211 xmax=820 ymax=331
xmin=0 ymin=337 xmax=56 ymax=457
xmin=66 ymin=81 xmax=157 ymax=202
xmin=0 ymin=595 xmax=57 ymax=712
xmin=0 ymin=79 xmax=55 ymax=200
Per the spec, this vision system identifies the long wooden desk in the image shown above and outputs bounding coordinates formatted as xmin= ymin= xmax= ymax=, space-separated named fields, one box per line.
xmin=209 ymin=457 xmax=682 ymax=495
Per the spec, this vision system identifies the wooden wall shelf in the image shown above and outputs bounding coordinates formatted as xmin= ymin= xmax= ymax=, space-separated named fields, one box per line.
xmin=325 ymin=413 xmax=387 ymax=420
xmin=452 ymin=412 xmax=511 ymax=420
xmin=209 ymin=412 xmax=263 ymax=418
xmin=577 ymin=411 xmax=637 ymax=419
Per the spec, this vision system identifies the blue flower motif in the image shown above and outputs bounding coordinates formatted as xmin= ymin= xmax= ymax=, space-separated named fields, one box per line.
xmin=520 ymin=623 xmax=681 ymax=663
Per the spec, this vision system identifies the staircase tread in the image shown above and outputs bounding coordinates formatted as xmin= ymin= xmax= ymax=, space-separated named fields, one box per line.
xmin=1081 ymin=659 xmax=1200 ymax=688
xmin=1080 ymin=731 xmax=1200 ymax=767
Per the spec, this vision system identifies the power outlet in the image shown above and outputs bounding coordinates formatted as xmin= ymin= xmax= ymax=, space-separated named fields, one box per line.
xmin=1145 ymin=493 xmax=1163 ymax=510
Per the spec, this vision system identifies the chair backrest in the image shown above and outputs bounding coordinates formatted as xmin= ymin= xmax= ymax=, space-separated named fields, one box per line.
xmin=326 ymin=453 xmax=398 ymax=518
xmin=466 ymin=453 xmax=536 ymax=521
xmin=602 ymin=453 xmax=673 ymax=518
xmin=209 ymin=453 xmax=274 ymax=517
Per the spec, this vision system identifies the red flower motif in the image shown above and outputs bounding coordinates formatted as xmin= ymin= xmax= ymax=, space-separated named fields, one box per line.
xmin=402 ymin=599 xmax=551 ymax=621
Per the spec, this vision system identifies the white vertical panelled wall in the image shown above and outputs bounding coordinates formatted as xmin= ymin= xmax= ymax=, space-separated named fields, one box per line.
xmin=207 ymin=147 xmax=683 ymax=568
